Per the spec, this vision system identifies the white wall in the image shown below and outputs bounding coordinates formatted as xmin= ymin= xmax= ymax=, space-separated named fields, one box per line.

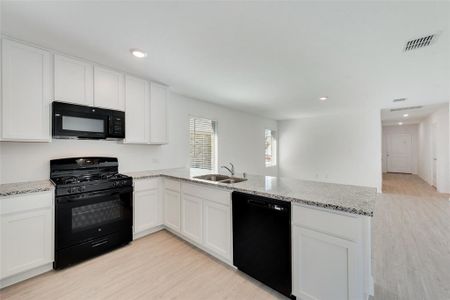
xmin=418 ymin=105 xmax=449 ymax=193
xmin=0 ymin=92 xmax=277 ymax=184
xmin=278 ymin=110 xmax=382 ymax=191
xmin=382 ymin=124 xmax=419 ymax=174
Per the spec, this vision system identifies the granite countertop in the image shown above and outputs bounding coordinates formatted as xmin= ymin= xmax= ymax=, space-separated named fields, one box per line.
xmin=0 ymin=180 xmax=55 ymax=197
xmin=126 ymin=168 xmax=376 ymax=217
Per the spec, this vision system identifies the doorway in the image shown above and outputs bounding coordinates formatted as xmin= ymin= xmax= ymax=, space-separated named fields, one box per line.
xmin=431 ymin=123 xmax=438 ymax=188
xmin=386 ymin=133 xmax=412 ymax=173
xmin=380 ymin=102 xmax=449 ymax=196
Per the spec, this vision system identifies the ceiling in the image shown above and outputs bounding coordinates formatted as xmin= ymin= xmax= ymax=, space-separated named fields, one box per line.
xmin=381 ymin=102 xmax=449 ymax=126
xmin=1 ymin=1 xmax=449 ymax=120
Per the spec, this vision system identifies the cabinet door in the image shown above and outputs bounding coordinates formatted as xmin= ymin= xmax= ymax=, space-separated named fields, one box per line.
xmin=149 ymin=82 xmax=167 ymax=144
xmin=292 ymin=225 xmax=359 ymax=300
xmin=164 ymin=189 xmax=181 ymax=232
xmin=54 ymin=54 xmax=94 ymax=106
xmin=124 ymin=75 xmax=149 ymax=144
xmin=134 ymin=188 xmax=159 ymax=235
xmin=203 ymin=200 xmax=231 ymax=260
xmin=0 ymin=209 xmax=53 ymax=279
xmin=181 ymin=193 xmax=202 ymax=244
xmin=93 ymin=66 xmax=125 ymax=110
xmin=1 ymin=39 xmax=51 ymax=141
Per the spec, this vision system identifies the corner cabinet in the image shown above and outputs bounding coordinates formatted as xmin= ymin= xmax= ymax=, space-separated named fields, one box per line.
xmin=163 ymin=179 xmax=181 ymax=232
xmin=133 ymin=178 xmax=163 ymax=239
xmin=292 ymin=204 xmax=373 ymax=300
xmin=54 ymin=54 xmax=94 ymax=106
xmin=94 ymin=65 xmax=125 ymax=111
xmin=149 ymin=82 xmax=168 ymax=144
xmin=0 ymin=191 xmax=54 ymax=288
xmin=1 ymin=39 xmax=51 ymax=142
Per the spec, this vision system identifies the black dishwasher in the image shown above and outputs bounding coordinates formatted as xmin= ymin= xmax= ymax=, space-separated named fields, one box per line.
xmin=232 ymin=191 xmax=292 ymax=298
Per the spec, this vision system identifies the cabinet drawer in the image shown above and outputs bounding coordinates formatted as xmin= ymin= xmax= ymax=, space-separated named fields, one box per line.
xmin=292 ymin=204 xmax=361 ymax=241
xmin=182 ymin=183 xmax=231 ymax=206
xmin=134 ymin=178 xmax=159 ymax=192
xmin=164 ymin=179 xmax=180 ymax=192
xmin=0 ymin=192 xmax=53 ymax=216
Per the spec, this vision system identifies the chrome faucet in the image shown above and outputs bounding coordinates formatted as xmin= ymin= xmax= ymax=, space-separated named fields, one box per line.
xmin=221 ymin=162 xmax=235 ymax=176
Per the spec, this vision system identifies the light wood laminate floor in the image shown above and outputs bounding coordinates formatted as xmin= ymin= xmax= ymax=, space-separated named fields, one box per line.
xmin=2 ymin=174 xmax=450 ymax=300
xmin=382 ymin=173 xmax=450 ymax=198
xmin=0 ymin=230 xmax=286 ymax=300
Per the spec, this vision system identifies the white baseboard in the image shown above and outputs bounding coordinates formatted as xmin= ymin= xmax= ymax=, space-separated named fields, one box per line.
xmin=0 ymin=263 xmax=53 ymax=289
xmin=163 ymin=226 xmax=234 ymax=267
xmin=133 ymin=225 xmax=164 ymax=240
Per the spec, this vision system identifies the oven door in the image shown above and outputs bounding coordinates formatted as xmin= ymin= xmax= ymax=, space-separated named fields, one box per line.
xmin=55 ymin=186 xmax=132 ymax=250
xmin=53 ymin=101 xmax=108 ymax=139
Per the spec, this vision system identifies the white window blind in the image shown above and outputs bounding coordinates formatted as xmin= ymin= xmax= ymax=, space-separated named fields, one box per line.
xmin=190 ymin=117 xmax=216 ymax=170
xmin=265 ymin=129 xmax=277 ymax=167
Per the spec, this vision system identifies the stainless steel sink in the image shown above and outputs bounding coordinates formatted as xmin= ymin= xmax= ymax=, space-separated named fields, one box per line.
xmin=194 ymin=174 xmax=247 ymax=184
xmin=194 ymin=174 xmax=230 ymax=181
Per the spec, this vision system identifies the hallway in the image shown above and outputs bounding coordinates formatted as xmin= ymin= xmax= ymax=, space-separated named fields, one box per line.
xmin=382 ymin=173 xmax=449 ymax=198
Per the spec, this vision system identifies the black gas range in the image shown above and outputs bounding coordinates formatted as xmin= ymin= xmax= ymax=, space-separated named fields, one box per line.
xmin=51 ymin=157 xmax=133 ymax=269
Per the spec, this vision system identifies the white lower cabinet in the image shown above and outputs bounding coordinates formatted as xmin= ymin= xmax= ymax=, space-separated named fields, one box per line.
xmin=292 ymin=204 xmax=370 ymax=300
xmin=180 ymin=182 xmax=232 ymax=263
xmin=0 ymin=191 xmax=54 ymax=288
xmin=133 ymin=178 xmax=162 ymax=238
xmin=203 ymin=200 xmax=231 ymax=260
xmin=163 ymin=179 xmax=181 ymax=233
xmin=181 ymin=193 xmax=203 ymax=243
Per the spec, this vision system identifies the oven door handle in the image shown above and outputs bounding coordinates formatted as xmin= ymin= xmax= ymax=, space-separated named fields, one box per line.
xmin=91 ymin=239 xmax=110 ymax=248
xmin=57 ymin=186 xmax=133 ymax=203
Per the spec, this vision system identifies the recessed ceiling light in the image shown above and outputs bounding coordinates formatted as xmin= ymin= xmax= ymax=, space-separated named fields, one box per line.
xmin=398 ymin=122 xmax=403 ymax=126
xmin=403 ymin=114 xmax=409 ymax=117
xmin=319 ymin=97 xmax=328 ymax=101
xmin=130 ymin=48 xmax=147 ymax=58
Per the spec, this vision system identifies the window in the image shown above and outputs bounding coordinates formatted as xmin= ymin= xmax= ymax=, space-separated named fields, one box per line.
xmin=265 ymin=129 xmax=277 ymax=167
xmin=189 ymin=117 xmax=217 ymax=171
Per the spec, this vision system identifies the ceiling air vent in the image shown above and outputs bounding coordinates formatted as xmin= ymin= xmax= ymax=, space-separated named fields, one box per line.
xmin=404 ymin=34 xmax=435 ymax=51
xmin=390 ymin=106 xmax=423 ymax=112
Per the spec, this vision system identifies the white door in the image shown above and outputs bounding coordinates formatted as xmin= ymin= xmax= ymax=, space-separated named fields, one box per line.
xmin=1 ymin=209 xmax=53 ymax=279
xmin=164 ymin=189 xmax=181 ymax=232
xmin=93 ymin=66 xmax=125 ymax=110
xmin=54 ymin=54 xmax=94 ymax=106
xmin=1 ymin=39 xmax=51 ymax=141
xmin=149 ymin=82 xmax=168 ymax=144
xmin=134 ymin=189 xmax=159 ymax=235
xmin=292 ymin=225 xmax=358 ymax=300
xmin=124 ymin=75 xmax=149 ymax=144
xmin=203 ymin=200 xmax=231 ymax=260
xmin=181 ymin=194 xmax=203 ymax=244
xmin=386 ymin=133 xmax=412 ymax=173
xmin=431 ymin=123 xmax=438 ymax=188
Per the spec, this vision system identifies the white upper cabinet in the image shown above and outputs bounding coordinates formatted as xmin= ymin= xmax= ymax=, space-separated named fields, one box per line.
xmin=93 ymin=66 xmax=125 ymax=111
xmin=1 ymin=39 xmax=51 ymax=142
xmin=149 ymin=82 xmax=168 ymax=144
xmin=54 ymin=54 xmax=93 ymax=106
xmin=124 ymin=75 xmax=150 ymax=144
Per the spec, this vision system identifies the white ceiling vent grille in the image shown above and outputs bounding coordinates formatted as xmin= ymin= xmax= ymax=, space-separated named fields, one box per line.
xmin=390 ymin=106 xmax=423 ymax=112
xmin=404 ymin=34 xmax=435 ymax=51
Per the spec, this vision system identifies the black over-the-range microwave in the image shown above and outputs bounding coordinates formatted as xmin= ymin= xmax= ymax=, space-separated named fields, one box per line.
xmin=52 ymin=101 xmax=125 ymax=139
